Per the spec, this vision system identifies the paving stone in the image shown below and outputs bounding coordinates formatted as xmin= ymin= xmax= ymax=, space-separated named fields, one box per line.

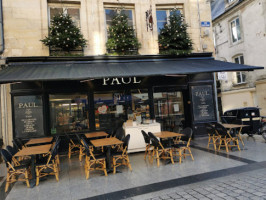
xmin=253 ymin=192 xmax=266 ymax=197
xmin=215 ymin=193 xmax=228 ymax=198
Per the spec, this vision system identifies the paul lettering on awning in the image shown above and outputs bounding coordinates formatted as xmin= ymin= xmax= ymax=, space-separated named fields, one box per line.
xmin=102 ymin=77 xmax=141 ymax=86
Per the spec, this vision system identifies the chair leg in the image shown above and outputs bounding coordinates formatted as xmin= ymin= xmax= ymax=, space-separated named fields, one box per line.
xmin=103 ymin=160 xmax=108 ymax=176
xmin=86 ymin=162 xmax=90 ymax=179
xmin=68 ymin=146 xmax=71 ymax=159
xmin=36 ymin=168 xmax=40 ymax=186
xmin=5 ymin=172 xmax=10 ymax=192
xmin=156 ymin=150 xmax=160 ymax=167
xmin=179 ymin=149 xmax=182 ymax=164
xmin=113 ymin=157 xmax=116 ymax=174
xmin=225 ymin=140 xmax=229 ymax=152
xmin=126 ymin=156 xmax=132 ymax=171
xmin=144 ymin=145 xmax=149 ymax=160
xmin=207 ymin=135 xmax=211 ymax=148
xmin=25 ymin=170 xmax=30 ymax=188
xmin=79 ymin=147 xmax=83 ymax=162
xmin=188 ymin=147 xmax=194 ymax=161
xmin=54 ymin=164 xmax=59 ymax=182
xmin=213 ymin=137 xmax=217 ymax=151
xmin=237 ymin=140 xmax=241 ymax=151
xmin=169 ymin=150 xmax=174 ymax=164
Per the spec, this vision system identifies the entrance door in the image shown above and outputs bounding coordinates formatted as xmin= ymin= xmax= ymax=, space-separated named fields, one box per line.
xmin=153 ymin=91 xmax=184 ymax=132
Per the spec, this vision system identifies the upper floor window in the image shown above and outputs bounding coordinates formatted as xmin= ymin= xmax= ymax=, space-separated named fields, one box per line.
xmin=230 ymin=17 xmax=241 ymax=43
xmin=49 ymin=4 xmax=80 ymax=27
xmin=234 ymin=55 xmax=246 ymax=84
xmin=156 ymin=8 xmax=182 ymax=34
xmin=105 ymin=7 xmax=134 ymax=35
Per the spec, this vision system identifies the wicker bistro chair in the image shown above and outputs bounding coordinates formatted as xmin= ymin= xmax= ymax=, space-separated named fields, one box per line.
xmin=1 ymin=149 xmax=31 ymax=192
xmin=141 ymin=130 xmax=153 ymax=160
xmin=35 ymin=139 xmax=61 ymax=186
xmin=148 ymin=132 xmax=174 ymax=167
xmin=215 ymin=123 xmax=241 ymax=152
xmin=6 ymin=145 xmax=20 ymax=166
xmin=205 ymin=123 xmax=220 ymax=151
xmin=65 ymin=133 xmax=80 ymax=159
xmin=81 ymin=138 xmax=107 ymax=179
xmin=215 ymin=123 xmax=232 ymax=152
xmin=172 ymin=127 xmax=194 ymax=163
xmin=75 ymin=133 xmax=87 ymax=161
xmin=112 ymin=134 xmax=132 ymax=174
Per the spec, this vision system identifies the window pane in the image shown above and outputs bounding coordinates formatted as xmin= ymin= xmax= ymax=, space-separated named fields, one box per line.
xmin=236 ymin=18 xmax=241 ymax=40
xmin=156 ymin=10 xmax=167 ymax=33
xmin=156 ymin=10 xmax=167 ymax=21
xmin=94 ymin=92 xmax=129 ymax=131
xmin=105 ymin=9 xmax=117 ymax=27
xmin=67 ymin=8 xmax=80 ymax=27
xmin=234 ymin=57 xmax=239 ymax=64
xmin=157 ymin=22 xmax=167 ymax=33
xmin=131 ymin=89 xmax=150 ymax=123
xmin=237 ymin=72 xmax=242 ymax=83
xmin=231 ymin=20 xmax=237 ymax=43
xmin=49 ymin=94 xmax=89 ymax=134
xmin=153 ymin=91 xmax=184 ymax=131
xmin=170 ymin=10 xmax=181 ymax=16
xmin=50 ymin=8 xmax=63 ymax=23
xmin=242 ymin=72 xmax=246 ymax=82
xmin=240 ymin=55 xmax=244 ymax=64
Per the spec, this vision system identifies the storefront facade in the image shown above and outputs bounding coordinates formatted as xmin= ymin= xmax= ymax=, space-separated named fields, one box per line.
xmin=0 ymin=54 xmax=262 ymax=148
xmin=10 ymin=69 xmax=216 ymax=139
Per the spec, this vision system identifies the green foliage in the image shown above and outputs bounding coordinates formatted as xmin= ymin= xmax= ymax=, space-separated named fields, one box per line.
xmin=106 ymin=11 xmax=141 ymax=55
xmin=158 ymin=9 xmax=193 ymax=55
xmin=41 ymin=13 xmax=87 ymax=52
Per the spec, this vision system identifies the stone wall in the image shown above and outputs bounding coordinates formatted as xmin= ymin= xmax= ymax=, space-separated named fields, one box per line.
xmin=2 ymin=0 xmax=214 ymax=57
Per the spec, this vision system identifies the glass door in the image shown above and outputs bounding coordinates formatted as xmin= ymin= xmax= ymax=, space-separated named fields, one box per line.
xmin=154 ymin=91 xmax=184 ymax=132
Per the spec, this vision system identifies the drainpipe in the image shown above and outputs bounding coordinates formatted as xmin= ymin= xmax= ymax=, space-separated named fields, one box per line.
xmin=213 ymin=73 xmax=220 ymax=122
xmin=0 ymin=0 xmax=4 ymax=55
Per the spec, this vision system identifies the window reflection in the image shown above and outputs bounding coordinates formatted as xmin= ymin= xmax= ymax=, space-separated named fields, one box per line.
xmin=49 ymin=94 xmax=89 ymax=134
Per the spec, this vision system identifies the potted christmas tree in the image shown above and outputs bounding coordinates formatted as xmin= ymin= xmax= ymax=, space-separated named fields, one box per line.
xmin=106 ymin=11 xmax=141 ymax=55
xmin=158 ymin=9 xmax=193 ymax=55
xmin=41 ymin=13 xmax=87 ymax=56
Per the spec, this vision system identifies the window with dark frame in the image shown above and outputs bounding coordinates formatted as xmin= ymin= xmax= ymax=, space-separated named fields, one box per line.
xmin=234 ymin=55 xmax=246 ymax=84
xmin=230 ymin=17 xmax=241 ymax=43
xmin=156 ymin=8 xmax=182 ymax=34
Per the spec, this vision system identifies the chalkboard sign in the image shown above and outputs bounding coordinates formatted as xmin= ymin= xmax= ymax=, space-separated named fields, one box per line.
xmin=191 ymin=85 xmax=216 ymax=122
xmin=14 ymin=95 xmax=44 ymax=138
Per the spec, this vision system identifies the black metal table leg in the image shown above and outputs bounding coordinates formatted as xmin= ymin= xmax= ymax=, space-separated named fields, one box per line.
xmin=29 ymin=155 xmax=36 ymax=188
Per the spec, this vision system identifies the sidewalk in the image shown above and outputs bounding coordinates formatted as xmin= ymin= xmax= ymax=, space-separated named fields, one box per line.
xmin=0 ymin=134 xmax=266 ymax=200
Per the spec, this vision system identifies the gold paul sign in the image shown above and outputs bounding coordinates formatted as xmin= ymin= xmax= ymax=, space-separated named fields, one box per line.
xmin=102 ymin=77 xmax=141 ymax=86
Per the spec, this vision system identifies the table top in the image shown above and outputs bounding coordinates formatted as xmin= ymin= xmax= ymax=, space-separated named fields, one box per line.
xmin=15 ymin=144 xmax=53 ymax=157
xmin=154 ymin=131 xmax=184 ymax=139
xmin=222 ymin=124 xmax=249 ymax=129
xmin=85 ymin=131 xmax=108 ymax=138
xmin=90 ymin=137 xmax=123 ymax=148
xmin=25 ymin=137 xmax=53 ymax=145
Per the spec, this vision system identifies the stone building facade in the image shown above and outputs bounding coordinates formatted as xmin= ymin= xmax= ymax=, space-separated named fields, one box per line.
xmin=0 ymin=0 xmax=214 ymax=145
xmin=212 ymin=0 xmax=266 ymax=115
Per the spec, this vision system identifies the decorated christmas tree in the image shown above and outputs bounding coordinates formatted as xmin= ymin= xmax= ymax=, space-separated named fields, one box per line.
xmin=106 ymin=11 xmax=141 ymax=55
xmin=158 ymin=9 xmax=193 ymax=55
xmin=41 ymin=13 xmax=87 ymax=52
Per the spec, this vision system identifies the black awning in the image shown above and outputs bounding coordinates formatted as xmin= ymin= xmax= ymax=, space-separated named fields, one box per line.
xmin=0 ymin=57 xmax=263 ymax=83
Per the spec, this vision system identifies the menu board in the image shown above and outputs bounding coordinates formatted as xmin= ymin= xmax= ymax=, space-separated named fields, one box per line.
xmin=191 ymin=85 xmax=216 ymax=122
xmin=14 ymin=95 xmax=44 ymax=138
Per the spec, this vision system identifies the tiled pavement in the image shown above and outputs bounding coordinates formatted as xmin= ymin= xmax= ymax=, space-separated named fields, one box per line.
xmin=131 ymin=168 xmax=266 ymax=200
xmin=1 ymin=134 xmax=266 ymax=200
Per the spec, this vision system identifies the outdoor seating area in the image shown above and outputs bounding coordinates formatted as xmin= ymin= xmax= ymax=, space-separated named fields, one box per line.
xmin=1 ymin=132 xmax=266 ymax=200
xmin=206 ymin=123 xmax=247 ymax=152
xmin=0 ymin=127 xmax=197 ymax=193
